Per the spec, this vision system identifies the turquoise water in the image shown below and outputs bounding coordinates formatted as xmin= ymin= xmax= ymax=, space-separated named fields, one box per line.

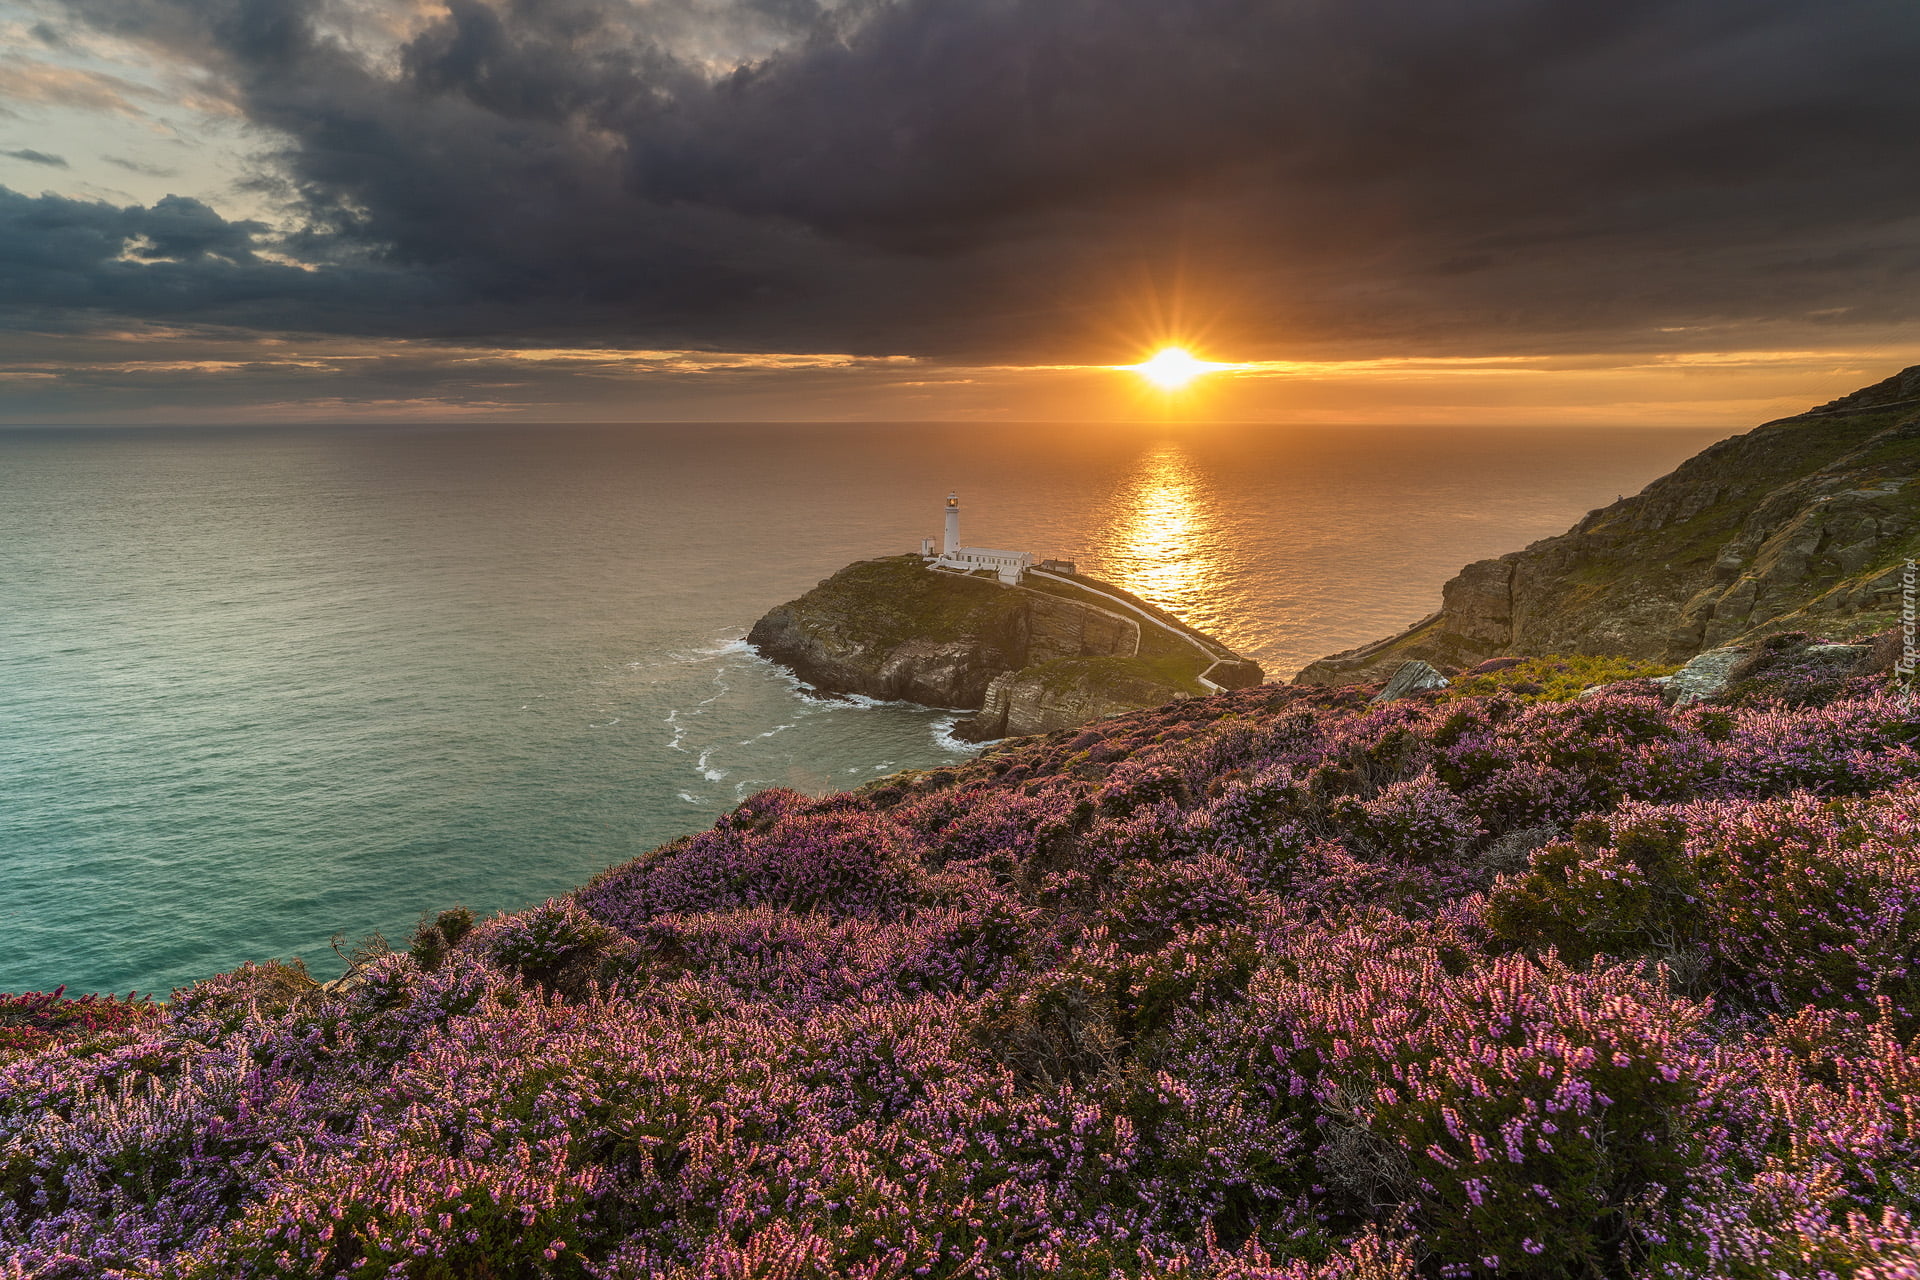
xmin=0 ymin=421 xmax=1726 ymax=995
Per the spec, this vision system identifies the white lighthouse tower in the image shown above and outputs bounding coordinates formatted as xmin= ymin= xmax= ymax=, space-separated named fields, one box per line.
xmin=943 ymin=490 xmax=961 ymax=556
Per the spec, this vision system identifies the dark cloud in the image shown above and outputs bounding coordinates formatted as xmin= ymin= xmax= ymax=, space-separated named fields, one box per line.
xmin=2 ymin=147 xmax=67 ymax=166
xmin=0 ymin=186 xmax=453 ymax=333
xmin=30 ymin=0 xmax=1920 ymax=359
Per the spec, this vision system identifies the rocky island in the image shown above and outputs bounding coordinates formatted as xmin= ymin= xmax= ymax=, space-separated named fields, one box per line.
xmin=747 ymin=554 xmax=1263 ymax=739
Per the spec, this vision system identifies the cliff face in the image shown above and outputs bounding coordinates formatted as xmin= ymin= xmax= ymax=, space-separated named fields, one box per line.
xmin=746 ymin=556 xmax=1262 ymax=738
xmin=1297 ymin=364 xmax=1920 ymax=685
xmin=959 ymin=657 xmax=1208 ymax=740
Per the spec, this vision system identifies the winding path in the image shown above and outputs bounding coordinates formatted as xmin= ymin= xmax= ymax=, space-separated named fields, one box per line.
xmin=1026 ymin=570 xmax=1236 ymax=692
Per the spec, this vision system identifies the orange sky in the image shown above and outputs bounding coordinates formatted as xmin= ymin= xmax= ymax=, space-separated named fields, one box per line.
xmin=3 ymin=325 xmax=1908 ymax=426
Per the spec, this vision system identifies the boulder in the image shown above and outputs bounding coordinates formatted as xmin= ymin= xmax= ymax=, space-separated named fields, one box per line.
xmin=1661 ymin=647 xmax=1748 ymax=706
xmin=1371 ymin=660 xmax=1450 ymax=703
xmin=1203 ymin=657 xmax=1267 ymax=690
xmin=1466 ymin=656 xmax=1528 ymax=675
xmin=1712 ymin=638 xmax=1875 ymax=706
xmin=1806 ymin=642 xmax=1873 ymax=663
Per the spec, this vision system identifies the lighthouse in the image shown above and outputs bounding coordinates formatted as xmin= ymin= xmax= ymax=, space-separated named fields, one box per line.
xmin=929 ymin=490 xmax=1034 ymax=585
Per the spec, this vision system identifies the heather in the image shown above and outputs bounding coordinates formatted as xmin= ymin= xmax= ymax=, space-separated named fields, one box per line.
xmin=8 ymin=671 xmax=1920 ymax=1277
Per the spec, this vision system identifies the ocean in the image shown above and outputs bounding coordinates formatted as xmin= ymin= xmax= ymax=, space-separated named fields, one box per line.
xmin=0 ymin=420 xmax=1728 ymax=995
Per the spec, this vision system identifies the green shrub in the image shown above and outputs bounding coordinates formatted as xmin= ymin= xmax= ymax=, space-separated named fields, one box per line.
xmin=1485 ymin=808 xmax=1705 ymax=967
xmin=408 ymin=905 xmax=476 ymax=971
xmin=479 ymin=899 xmax=624 ymax=1000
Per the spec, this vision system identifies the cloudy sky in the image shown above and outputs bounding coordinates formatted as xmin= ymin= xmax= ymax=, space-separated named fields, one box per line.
xmin=1 ymin=0 xmax=1916 ymax=424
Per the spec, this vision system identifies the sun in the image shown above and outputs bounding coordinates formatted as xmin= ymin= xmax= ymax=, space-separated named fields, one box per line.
xmin=1130 ymin=347 xmax=1216 ymax=391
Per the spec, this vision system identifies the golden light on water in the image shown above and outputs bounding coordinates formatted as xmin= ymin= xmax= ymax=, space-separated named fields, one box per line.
xmin=1091 ymin=443 xmax=1230 ymax=635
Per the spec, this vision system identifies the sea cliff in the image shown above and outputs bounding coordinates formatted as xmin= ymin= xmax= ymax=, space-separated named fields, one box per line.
xmin=746 ymin=555 xmax=1262 ymax=739
xmin=1297 ymin=364 xmax=1920 ymax=684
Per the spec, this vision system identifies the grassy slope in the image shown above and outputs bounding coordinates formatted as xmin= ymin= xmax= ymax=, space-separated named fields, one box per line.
xmin=1576 ymin=408 xmax=1917 ymax=588
xmin=779 ymin=556 xmax=1028 ymax=651
xmin=1021 ymin=572 xmax=1234 ymax=660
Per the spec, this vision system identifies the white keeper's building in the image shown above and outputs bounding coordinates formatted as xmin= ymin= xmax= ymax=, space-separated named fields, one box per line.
xmin=922 ymin=491 xmax=1034 ymax=585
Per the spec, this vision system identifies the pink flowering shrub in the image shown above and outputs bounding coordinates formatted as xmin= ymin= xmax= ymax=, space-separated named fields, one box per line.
xmin=1489 ymin=786 xmax=1920 ymax=1026
xmin=579 ymin=791 xmax=927 ymax=929
xmin=9 ymin=675 xmax=1920 ymax=1276
xmin=162 ymin=959 xmax=321 ymax=1027
xmin=1102 ymin=855 xmax=1257 ymax=953
xmin=178 ymin=1133 xmax=606 ymax=1277
xmin=1718 ymin=695 xmax=1920 ymax=796
xmin=1204 ymin=764 xmax=1318 ymax=888
xmin=1265 ymin=948 xmax=1725 ymax=1276
xmin=1692 ymin=789 xmax=1920 ymax=1026
xmin=1329 ymin=769 xmax=1484 ymax=863
xmin=1431 ymin=692 xmax=1722 ymax=830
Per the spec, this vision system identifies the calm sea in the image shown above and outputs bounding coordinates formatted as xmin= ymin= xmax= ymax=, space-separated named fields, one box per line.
xmin=0 ymin=420 xmax=1726 ymax=994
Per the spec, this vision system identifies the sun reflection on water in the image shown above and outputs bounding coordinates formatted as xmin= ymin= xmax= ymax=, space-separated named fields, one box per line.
xmin=1088 ymin=443 xmax=1231 ymax=637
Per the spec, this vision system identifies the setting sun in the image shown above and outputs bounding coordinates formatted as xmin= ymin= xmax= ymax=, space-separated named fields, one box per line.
xmin=1131 ymin=347 xmax=1219 ymax=390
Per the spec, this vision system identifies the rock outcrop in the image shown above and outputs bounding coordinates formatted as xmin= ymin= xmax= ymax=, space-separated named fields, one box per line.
xmin=1660 ymin=647 xmax=1749 ymax=707
xmin=1297 ymin=364 xmax=1920 ymax=685
xmin=1371 ymin=660 xmax=1450 ymax=703
xmin=748 ymin=556 xmax=1263 ymax=739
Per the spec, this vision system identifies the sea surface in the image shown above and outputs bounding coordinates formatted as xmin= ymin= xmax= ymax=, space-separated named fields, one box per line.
xmin=0 ymin=420 xmax=1728 ymax=995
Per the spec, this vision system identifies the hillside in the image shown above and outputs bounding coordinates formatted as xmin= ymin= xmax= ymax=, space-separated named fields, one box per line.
xmin=8 ymin=655 xmax=1920 ymax=1275
xmin=1297 ymin=364 xmax=1920 ymax=684
xmin=747 ymin=555 xmax=1262 ymax=739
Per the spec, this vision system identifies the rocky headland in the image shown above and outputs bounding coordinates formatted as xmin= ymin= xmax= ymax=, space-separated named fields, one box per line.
xmin=746 ymin=555 xmax=1262 ymax=739
xmin=1297 ymin=363 xmax=1920 ymax=685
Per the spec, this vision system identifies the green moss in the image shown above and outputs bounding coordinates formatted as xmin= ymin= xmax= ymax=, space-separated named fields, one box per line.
xmin=1445 ymin=655 xmax=1680 ymax=704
